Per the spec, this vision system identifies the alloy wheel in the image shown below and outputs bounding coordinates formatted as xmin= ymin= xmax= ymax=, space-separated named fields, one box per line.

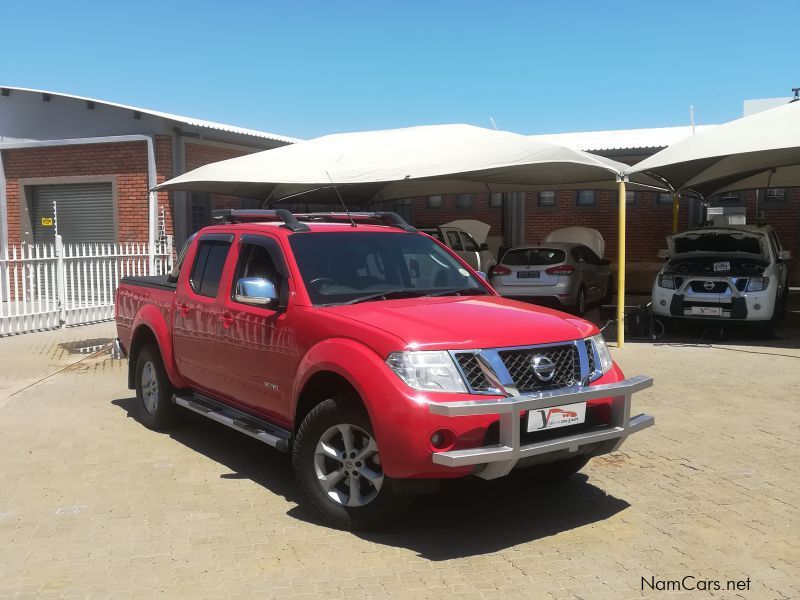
xmin=314 ymin=423 xmax=384 ymax=507
xmin=141 ymin=360 xmax=159 ymax=414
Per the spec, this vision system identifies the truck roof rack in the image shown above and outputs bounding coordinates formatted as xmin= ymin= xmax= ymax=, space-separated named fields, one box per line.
xmin=211 ymin=209 xmax=310 ymax=232
xmin=211 ymin=209 xmax=416 ymax=233
xmin=294 ymin=212 xmax=417 ymax=232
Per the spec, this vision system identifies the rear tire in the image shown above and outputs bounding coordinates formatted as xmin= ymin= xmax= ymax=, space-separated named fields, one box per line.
xmin=134 ymin=344 xmax=178 ymax=431
xmin=292 ymin=397 xmax=412 ymax=530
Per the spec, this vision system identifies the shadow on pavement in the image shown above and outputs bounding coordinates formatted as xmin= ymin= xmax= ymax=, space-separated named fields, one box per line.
xmin=112 ymin=397 xmax=299 ymax=503
xmin=347 ymin=473 xmax=630 ymax=560
xmin=113 ymin=396 xmax=629 ymax=560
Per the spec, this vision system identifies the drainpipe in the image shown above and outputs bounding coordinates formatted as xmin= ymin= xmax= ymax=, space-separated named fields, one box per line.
xmin=0 ymin=135 xmax=159 ymax=273
xmin=0 ymin=148 xmax=7 ymax=250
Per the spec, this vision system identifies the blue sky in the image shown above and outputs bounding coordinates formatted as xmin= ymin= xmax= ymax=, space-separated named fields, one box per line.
xmin=2 ymin=0 xmax=798 ymax=139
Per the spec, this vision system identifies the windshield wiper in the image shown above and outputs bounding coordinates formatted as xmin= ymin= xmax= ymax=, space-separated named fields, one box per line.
xmin=344 ymin=289 xmax=429 ymax=305
xmin=425 ymin=288 xmax=489 ymax=297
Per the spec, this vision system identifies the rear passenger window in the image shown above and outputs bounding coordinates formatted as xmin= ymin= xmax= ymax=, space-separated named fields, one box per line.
xmin=190 ymin=240 xmax=232 ymax=297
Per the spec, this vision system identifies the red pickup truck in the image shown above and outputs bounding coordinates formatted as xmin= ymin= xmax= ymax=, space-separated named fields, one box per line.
xmin=115 ymin=210 xmax=653 ymax=529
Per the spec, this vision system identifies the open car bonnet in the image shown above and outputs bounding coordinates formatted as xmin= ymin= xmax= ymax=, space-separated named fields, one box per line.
xmin=667 ymin=228 xmax=767 ymax=258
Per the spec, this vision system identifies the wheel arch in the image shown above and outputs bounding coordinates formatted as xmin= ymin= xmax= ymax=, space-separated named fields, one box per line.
xmin=294 ymin=370 xmax=364 ymax=433
xmin=128 ymin=304 xmax=186 ymax=390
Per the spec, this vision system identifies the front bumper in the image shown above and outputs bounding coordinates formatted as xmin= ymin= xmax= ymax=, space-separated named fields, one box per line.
xmin=426 ymin=375 xmax=654 ymax=479
xmin=652 ymin=276 xmax=776 ymax=321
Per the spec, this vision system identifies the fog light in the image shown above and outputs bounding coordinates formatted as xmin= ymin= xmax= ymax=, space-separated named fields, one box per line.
xmin=430 ymin=429 xmax=455 ymax=450
xmin=754 ymin=303 xmax=761 ymax=311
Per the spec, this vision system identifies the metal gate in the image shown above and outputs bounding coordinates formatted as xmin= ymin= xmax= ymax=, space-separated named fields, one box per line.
xmin=0 ymin=236 xmax=173 ymax=335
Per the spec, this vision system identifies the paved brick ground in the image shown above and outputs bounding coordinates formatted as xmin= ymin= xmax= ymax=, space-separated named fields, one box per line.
xmin=0 ymin=311 xmax=798 ymax=599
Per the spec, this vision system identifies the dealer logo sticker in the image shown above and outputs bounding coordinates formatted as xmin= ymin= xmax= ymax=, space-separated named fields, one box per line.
xmin=528 ymin=401 xmax=587 ymax=432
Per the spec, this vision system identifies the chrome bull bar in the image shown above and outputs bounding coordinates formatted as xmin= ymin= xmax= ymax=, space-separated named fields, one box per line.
xmin=427 ymin=375 xmax=654 ymax=479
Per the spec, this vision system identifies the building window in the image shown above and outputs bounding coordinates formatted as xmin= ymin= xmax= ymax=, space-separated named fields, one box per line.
xmin=456 ymin=193 xmax=473 ymax=209
xmin=718 ymin=192 xmax=740 ymax=204
xmin=626 ymin=191 xmax=636 ymax=205
xmin=190 ymin=192 xmax=212 ymax=233
xmin=657 ymin=192 xmax=675 ymax=205
xmin=427 ymin=195 xmax=442 ymax=208
xmin=764 ymin=188 xmax=786 ymax=202
xmin=538 ymin=191 xmax=555 ymax=206
xmin=489 ymin=192 xmax=503 ymax=208
xmin=393 ymin=198 xmax=413 ymax=223
xmin=576 ymin=190 xmax=596 ymax=206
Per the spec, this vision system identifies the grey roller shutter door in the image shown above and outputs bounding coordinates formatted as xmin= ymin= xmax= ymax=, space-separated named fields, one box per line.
xmin=32 ymin=183 xmax=115 ymax=244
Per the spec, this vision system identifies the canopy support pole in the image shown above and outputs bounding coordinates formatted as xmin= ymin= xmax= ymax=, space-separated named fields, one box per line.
xmin=672 ymin=192 xmax=680 ymax=233
xmin=617 ymin=177 xmax=627 ymax=348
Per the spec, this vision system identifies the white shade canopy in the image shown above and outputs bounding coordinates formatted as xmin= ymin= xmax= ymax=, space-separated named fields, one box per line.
xmin=629 ymin=100 xmax=800 ymax=197
xmin=156 ymin=124 xmax=662 ymax=203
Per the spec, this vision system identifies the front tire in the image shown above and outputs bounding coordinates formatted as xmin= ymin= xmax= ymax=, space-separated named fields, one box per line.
xmin=134 ymin=345 xmax=177 ymax=431
xmin=292 ymin=397 xmax=411 ymax=530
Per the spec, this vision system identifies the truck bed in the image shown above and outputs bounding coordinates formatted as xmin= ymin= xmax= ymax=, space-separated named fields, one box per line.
xmin=120 ymin=274 xmax=177 ymax=291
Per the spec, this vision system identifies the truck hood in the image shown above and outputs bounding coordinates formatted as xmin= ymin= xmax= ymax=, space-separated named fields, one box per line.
xmin=323 ymin=295 xmax=596 ymax=350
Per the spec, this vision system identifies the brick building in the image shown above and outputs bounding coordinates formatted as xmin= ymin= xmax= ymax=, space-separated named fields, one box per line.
xmin=0 ymin=86 xmax=297 ymax=252
xmin=1 ymin=87 xmax=798 ymax=287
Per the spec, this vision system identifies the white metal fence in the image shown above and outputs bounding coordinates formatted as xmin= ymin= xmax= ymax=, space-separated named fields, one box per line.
xmin=1 ymin=236 xmax=173 ymax=335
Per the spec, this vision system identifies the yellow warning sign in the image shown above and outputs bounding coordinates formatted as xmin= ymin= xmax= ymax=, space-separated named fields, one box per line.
xmin=40 ymin=217 xmax=53 ymax=227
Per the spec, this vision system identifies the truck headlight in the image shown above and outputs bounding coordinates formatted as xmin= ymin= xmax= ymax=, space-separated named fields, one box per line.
xmin=746 ymin=276 xmax=769 ymax=292
xmin=658 ymin=274 xmax=675 ymax=289
xmin=590 ymin=334 xmax=614 ymax=375
xmin=386 ymin=351 xmax=467 ymax=393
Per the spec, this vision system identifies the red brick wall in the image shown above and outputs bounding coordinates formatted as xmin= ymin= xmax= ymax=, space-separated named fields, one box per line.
xmin=373 ymin=193 xmax=504 ymax=234
xmin=3 ymin=137 xmax=176 ymax=245
xmin=524 ymin=190 xmax=688 ymax=262
xmin=184 ymin=142 xmax=254 ymax=211
xmin=154 ymin=135 xmax=174 ymax=240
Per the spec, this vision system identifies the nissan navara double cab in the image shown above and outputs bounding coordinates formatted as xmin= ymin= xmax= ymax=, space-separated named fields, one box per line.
xmin=115 ymin=210 xmax=654 ymax=529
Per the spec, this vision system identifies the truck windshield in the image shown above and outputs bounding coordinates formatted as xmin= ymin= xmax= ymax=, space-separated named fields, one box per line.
xmin=289 ymin=231 xmax=488 ymax=305
xmin=674 ymin=232 xmax=763 ymax=255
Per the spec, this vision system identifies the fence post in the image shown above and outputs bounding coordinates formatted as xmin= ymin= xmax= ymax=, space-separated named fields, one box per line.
xmin=166 ymin=235 xmax=174 ymax=272
xmin=55 ymin=234 xmax=67 ymax=328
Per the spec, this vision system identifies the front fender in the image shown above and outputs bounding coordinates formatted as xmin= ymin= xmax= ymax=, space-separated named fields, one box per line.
xmin=131 ymin=303 xmax=187 ymax=390
xmin=292 ymin=338 xmax=385 ymax=426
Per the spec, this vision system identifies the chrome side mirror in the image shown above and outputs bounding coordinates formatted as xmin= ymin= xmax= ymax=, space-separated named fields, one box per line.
xmin=657 ymin=249 xmax=670 ymax=260
xmin=234 ymin=277 xmax=278 ymax=308
xmin=778 ymin=250 xmax=792 ymax=261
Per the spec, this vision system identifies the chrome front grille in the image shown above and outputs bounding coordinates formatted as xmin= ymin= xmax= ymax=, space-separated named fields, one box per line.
xmin=452 ymin=340 xmax=592 ymax=395
xmin=584 ymin=339 xmax=596 ymax=374
xmin=454 ymin=353 xmax=492 ymax=392
xmin=498 ymin=345 xmax=579 ymax=392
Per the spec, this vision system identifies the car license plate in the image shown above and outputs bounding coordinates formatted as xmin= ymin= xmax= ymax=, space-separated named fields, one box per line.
xmin=527 ymin=402 xmax=586 ymax=432
xmin=713 ymin=261 xmax=730 ymax=272
xmin=690 ymin=306 xmax=722 ymax=316
xmin=517 ymin=270 xmax=540 ymax=279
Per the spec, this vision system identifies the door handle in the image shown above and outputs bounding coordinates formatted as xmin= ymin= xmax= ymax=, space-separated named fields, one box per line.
xmin=220 ymin=313 xmax=234 ymax=329
xmin=177 ymin=303 xmax=190 ymax=317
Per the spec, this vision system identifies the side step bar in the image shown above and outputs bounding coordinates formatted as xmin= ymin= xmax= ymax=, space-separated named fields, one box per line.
xmin=173 ymin=393 xmax=291 ymax=452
